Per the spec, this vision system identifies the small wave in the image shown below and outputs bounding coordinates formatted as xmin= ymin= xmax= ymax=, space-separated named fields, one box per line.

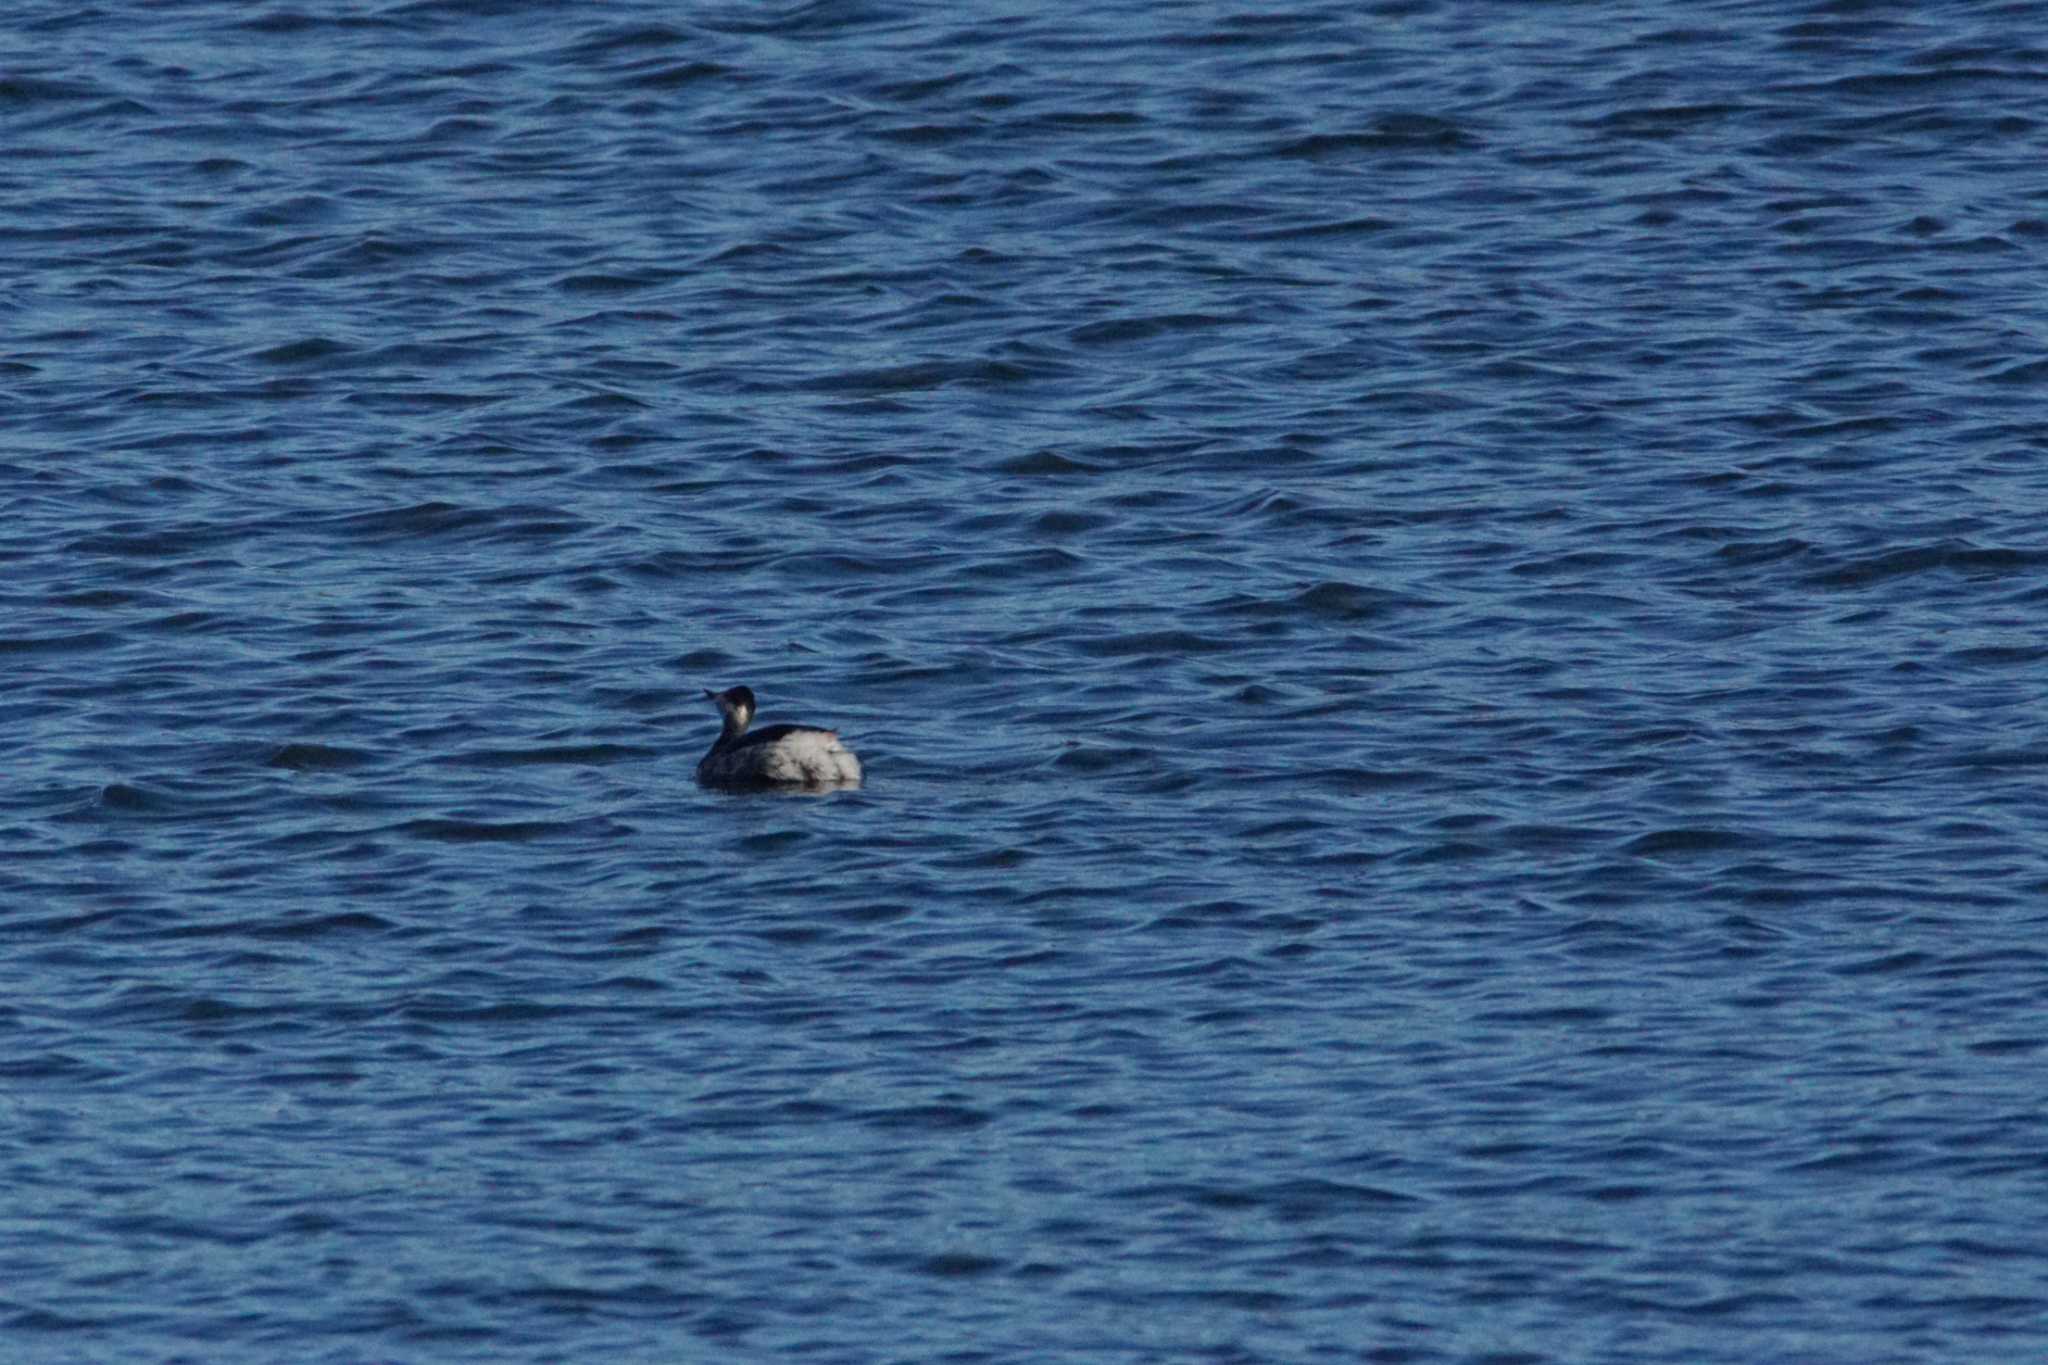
xmin=0 ymin=630 xmax=116 ymax=656
xmin=437 ymin=744 xmax=654 ymax=769
xmin=401 ymin=818 xmax=580 ymax=844
xmin=1066 ymin=313 xmax=1233 ymax=347
xmin=1271 ymin=114 xmax=1479 ymax=157
xmin=1807 ymin=542 xmax=2045 ymax=589
xmin=803 ymin=359 xmax=1047 ymax=393
xmin=1624 ymin=827 xmax=1751 ymax=857
xmin=1050 ymin=745 xmax=1153 ymax=773
xmin=266 ymin=743 xmax=374 ymax=772
xmin=860 ymin=1103 xmax=991 ymax=1132
xmin=248 ymin=336 xmax=352 ymax=366
xmin=1071 ymin=629 xmax=1231 ymax=658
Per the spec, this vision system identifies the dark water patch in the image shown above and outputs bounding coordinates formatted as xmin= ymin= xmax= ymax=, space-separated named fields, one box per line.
xmin=1950 ymin=746 xmax=2048 ymax=772
xmin=861 ymin=1103 xmax=991 ymax=1132
xmin=1027 ymin=508 xmax=1110 ymax=536
xmin=736 ymin=829 xmax=813 ymax=855
xmin=1246 ymin=214 xmax=1398 ymax=242
xmin=1832 ymin=951 xmax=1932 ymax=978
xmin=139 ymin=911 xmax=396 ymax=940
xmin=982 ymin=449 xmax=1101 ymax=477
xmin=0 ymin=75 xmax=101 ymax=106
xmin=558 ymin=271 xmax=674 ymax=296
xmin=266 ymin=743 xmax=375 ymax=771
xmin=1206 ymin=580 xmax=1427 ymax=624
xmin=96 ymin=783 xmax=171 ymax=813
xmin=802 ymin=359 xmax=1044 ymax=394
xmin=67 ymin=524 xmax=246 ymax=559
xmin=398 ymin=997 xmax=583 ymax=1026
xmin=1967 ymin=1038 xmax=2046 ymax=1057
xmin=1712 ymin=535 xmax=1815 ymax=567
xmin=401 ymin=818 xmax=590 ymax=844
xmin=1474 ymin=1005 xmax=1615 ymax=1027
xmin=249 ymin=336 xmax=353 ymax=367
xmin=141 ymin=609 xmax=237 ymax=635
xmin=1624 ymin=828 xmax=1752 ymax=858
xmin=1047 ymin=745 xmax=1153 ymax=774
xmin=1066 ymin=313 xmax=1235 ymax=347
xmin=0 ymin=629 xmax=117 ymax=656
xmin=319 ymin=501 xmax=594 ymax=547
xmin=911 ymin=1252 xmax=1006 ymax=1278
xmin=438 ymin=744 xmax=655 ymax=769
xmin=1807 ymin=542 xmax=2045 ymax=589
xmin=625 ymin=61 xmax=733 ymax=91
xmin=0 ymin=1052 xmax=123 ymax=1083
xmin=1290 ymin=766 xmax=1429 ymax=796
xmin=1120 ymin=1179 xmax=1420 ymax=1219
xmin=1947 ymin=645 xmax=2048 ymax=668
xmin=1587 ymin=103 xmax=1748 ymax=139
xmin=328 ymin=501 xmax=498 ymax=541
xmin=1070 ymin=629 xmax=1232 ymax=659
xmin=1271 ymin=114 xmax=1480 ymax=158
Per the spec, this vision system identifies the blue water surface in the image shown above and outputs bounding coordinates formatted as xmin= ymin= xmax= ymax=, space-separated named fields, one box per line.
xmin=6 ymin=2 xmax=2048 ymax=1361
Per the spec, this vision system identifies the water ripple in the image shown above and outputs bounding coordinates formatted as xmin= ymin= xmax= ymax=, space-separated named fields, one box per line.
xmin=5 ymin=1 xmax=2048 ymax=1361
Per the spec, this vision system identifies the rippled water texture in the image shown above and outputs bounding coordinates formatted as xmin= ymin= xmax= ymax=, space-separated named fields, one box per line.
xmin=7 ymin=2 xmax=2048 ymax=1360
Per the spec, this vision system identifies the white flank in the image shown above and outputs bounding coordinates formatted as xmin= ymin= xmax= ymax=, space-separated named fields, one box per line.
xmin=698 ymin=726 xmax=863 ymax=788
xmin=759 ymin=729 xmax=863 ymax=785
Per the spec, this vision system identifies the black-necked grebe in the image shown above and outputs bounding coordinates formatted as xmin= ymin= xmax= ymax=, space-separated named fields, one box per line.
xmin=697 ymin=685 xmax=862 ymax=788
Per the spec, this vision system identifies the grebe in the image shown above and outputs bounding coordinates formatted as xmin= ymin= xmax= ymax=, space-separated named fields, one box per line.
xmin=696 ymin=685 xmax=863 ymax=788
